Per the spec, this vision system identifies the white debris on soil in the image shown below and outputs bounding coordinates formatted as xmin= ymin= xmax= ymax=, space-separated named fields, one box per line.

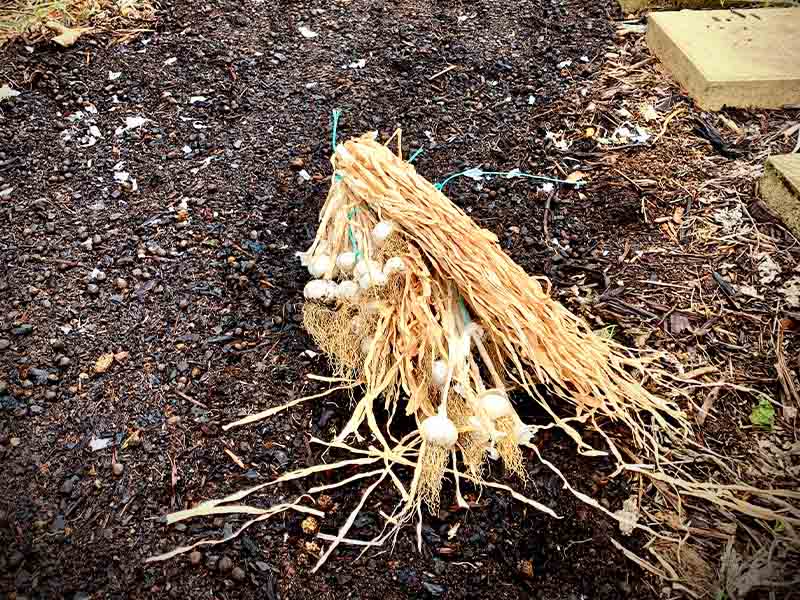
xmin=615 ymin=496 xmax=640 ymax=535
xmin=0 ymin=84 xmax=21 ymax=100
xmin=757 ymin=254 xmax=781 ymax=285
xmin=713 ymin=205 xmax=743 ymax=232
xmin=782 ymin=277 xmax=800 ymax=307
xmin=299 ymin=25 xmax=318 ymax=38
xmin=544 ymin=131 xmax=570 ymax=151
xmin=115 ymin=116 xmax=148 ymax=136
xmin=736 ymin=284 xmax=763 ymax=300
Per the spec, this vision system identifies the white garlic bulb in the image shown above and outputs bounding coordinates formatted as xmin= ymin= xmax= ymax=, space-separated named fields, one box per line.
xmin=336 ymin=251 xmax=356 ymax=273
xmin=431 ymin=360 xmax=448 ymax=387
xmin=478 ymin=391 xmax=513 ymax=420
xmin=383 ymin=256 xmax=405 ymax=276
xmin=336 ymin=280 xmax=359 ymax=299
xmin=304 ymin=279 xmax=332 ymax=301
xmin=361 ymin=336 xmax=373 ymax=354
xmin=372 ymin=221 xmax=394 ymax=246
xmin=354 ymin=259 xmax=382 ymax=278
xmin=358 ymin=269 xmax=388 ymax=290
xmin=420 ymin=414 xmax=458 ymax=448
xmin=308 ymin=254 xmax=333 ymax=278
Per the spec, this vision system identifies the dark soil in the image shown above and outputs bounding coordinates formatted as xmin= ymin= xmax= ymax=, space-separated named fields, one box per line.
xmin=2 ymin=0 xmax=798 ymax=599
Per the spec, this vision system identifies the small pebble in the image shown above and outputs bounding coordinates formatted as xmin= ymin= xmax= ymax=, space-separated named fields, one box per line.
xmin=12 ymin=324 xmax=33 ymax=336
xmin=87 ymin=284 xmax=99 ymax=295
xmin=115 ymin=278 xmax=128 ymax=290
xmin=231 ymin=566 xmax=245 ymax=581
xmin=217 ymin=556 xmax=233 ymax=573
xmin=189 ymin=550 xmax=202 ymax=566
xmin=112 ymin=462 xmax=124 ymax=476
xmin=179 ymin=298 xmax=190 ymax=310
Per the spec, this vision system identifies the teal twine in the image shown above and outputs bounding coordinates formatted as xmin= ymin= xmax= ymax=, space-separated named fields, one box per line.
xmin=408 ymin=148 xmax=424 ymax=163
xmin=458 ymin=296 xmax=471 ymax=324
xmin=434 ymin=169 xmax=574 ymax=191
xmin=331 ymin=108 xmax=342 ymax=151
xmin=346 ymin=206 xmax=361 ymax=258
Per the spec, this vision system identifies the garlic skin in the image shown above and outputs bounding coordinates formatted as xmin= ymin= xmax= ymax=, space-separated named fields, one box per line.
xmin=336 ymin=280 xmax=359 ymax=299
xmin=304 ymin=279 xmax=334 ymax=301
xmin=420 ymin=414 xmax=458 ymax=448
xmin=431 ymin=360 xmax=448 ymax=387
xmin=383 ymin=256 xmax=405 ymax=276
xmin=336 ymin=251 xmax=356 ymax=273
xmin=358 ymin=269 xmax=388 ymax=289
xmin=308 ymin=254 xmax=333 ymax=278
xmin=372 ymin=221 xmax=394 ymax=246
xmin=478 ymin=391 xmax=513 ymax=420
xmin=514 ymin=422 xmax=534 ymax=445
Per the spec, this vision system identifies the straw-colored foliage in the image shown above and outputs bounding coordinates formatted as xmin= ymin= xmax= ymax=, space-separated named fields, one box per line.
xmin=149 ymin=131 xmax=799 ymax=591
xmin=0 ymin=0 xmax=154 ymax=47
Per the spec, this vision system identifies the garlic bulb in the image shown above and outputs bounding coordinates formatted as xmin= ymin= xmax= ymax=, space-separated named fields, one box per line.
xmin=420 ymin=414 xmax=458 ymax=448
xmin=361 ymin=336 xmax=373 ymax=354
xmin=478 ymin=391 xmax=513 ymax=420
xmin=383 ymin=256 xmax=405 ymax=276
xmin=304 ymin=279 xmax=333 ymax=301
xmin=336 ymin=280 xmax=359 ymax=299
xmin=358 ymin=269 xmax=388 ymax=289
xmin=372 ymin=221 xmax=394 ymax=246
xmin=336 ymin=251 xmax=356 ymax=273
xmin=431 ymin=360 xmax=448 ymax=387
xmin=308 ymin=254 xmax=333 ymax=278
xmin=354 ymin=259 xmax=382 ymax=278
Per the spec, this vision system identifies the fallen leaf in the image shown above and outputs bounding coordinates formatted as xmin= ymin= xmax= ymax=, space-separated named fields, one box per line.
xmin=46 ymin=21 xmax=86 ymax=47
xmin=94 ymin=352 xmax=114 ymax=373
xmin=640 ymin=103 xmax=659 ymax=122
xmin=757 ymin=254 xmax=781 ymax=285
xmin=736 ymin=284 xmax=762 ymax=299
xmin=749 ymin=398 xmax=775 ymax=429
xmin=565 ymin=171 xmax=587 ymax=185
xmin=447 ymin=522 xmax=461 ymax=539
xmin=781 ymin=277 xmax=800 ymax=307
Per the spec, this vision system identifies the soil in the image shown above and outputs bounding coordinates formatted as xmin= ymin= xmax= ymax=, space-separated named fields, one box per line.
xmin=1 ymin=1 xmax=798 ymax=599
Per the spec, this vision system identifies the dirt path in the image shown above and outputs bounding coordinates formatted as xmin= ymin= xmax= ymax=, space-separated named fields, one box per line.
xmin=2 ymin=1 xmax=798 ymax=599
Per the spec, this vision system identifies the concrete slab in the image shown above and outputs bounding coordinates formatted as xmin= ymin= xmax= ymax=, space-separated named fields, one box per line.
xmin=620 ymin=0 xmax=749 ymax=13
xmin=761 ymin=154 xmax=800 ymax=237
xmin=646 ymin=9 xmax=800 ymax=110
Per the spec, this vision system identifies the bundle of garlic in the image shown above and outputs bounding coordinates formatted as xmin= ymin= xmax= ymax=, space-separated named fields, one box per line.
xmin=148 ymin=131 xmax=800 ymax=585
